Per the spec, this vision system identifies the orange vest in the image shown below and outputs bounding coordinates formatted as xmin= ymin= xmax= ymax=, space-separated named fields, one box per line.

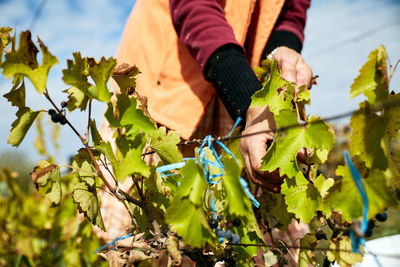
xmin=112 ymin=0 xmax=285 ymax=139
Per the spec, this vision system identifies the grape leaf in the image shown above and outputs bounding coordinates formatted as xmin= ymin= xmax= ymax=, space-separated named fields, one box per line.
xmin=63 ymin=86 xmax=89 ymax=111
xmin=250 ymin=60 xmax=295 ymax=115
xmin=281 ymin=172 xmax=322 ymax=223
xmin=73 ymin=181 xmax=105 ymax=231
xmin=166 ymin=198 xmax=215 ymax=248
xmin=299 ymin=234 xmax=317 ymax=267
xmin=87 ymin=57 xmax=116 ymax=102
xmin=112 ymin=63 xmax=140 ymax=95
xmin=315 ymin=174 xmax=334 ymax=199
xmin=3 ymin=77 xmax=25 ymax=108
xmin=324 ymin=166 xmax=397 ymax=222
xmin=120 ymin=96 xmax=156 ymax=132
xmin=386 ymin=141 xmax=400 ymax=187
xmin=221 ymin=158 xmax=252 ymax=217
xmin=89 ymin=119 xmax=102 ymax=146
xmin=350 ymin=102 xmax=388 ymax=170
xmin=326 ymin=237 xmax=363 ymax=266
xmin=222 ymin=157 xmax=263 ymax=254
xmin=0 ymin=27 xmax=13 ymax=63
xmin=30 ymin=160 xmax=62 ymax=205
xmin=261 ymin=110 xmax=335 ymax=178
xmin=385 ymin=93 xmax=400 ymax=139
xmin=175 ymin=160 xmax=207 ymax=206
xmin=96 ymin=135 xmax=150 ymax=181
xmin=62 ymin=52 xmax=114 ymax=103
xmin=1 ymin=31 xmax=58 ymax=94
xmin=150 ymin=127 xmax=182 ymax=165
xmin=350 ymin=45 xmax=388 ymax=105
xmin=104 ymin=102 xmax=120 ymax=128
xmin=8 ymin=107 xmax=40 ymax=147
xmin=71 ymin=149 xmax=97 ymax=186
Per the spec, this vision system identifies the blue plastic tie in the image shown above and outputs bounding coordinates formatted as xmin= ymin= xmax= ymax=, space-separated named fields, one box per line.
xmin=93 ymin=233 xmax=133 ymax=254
xmin=343 ymin=151 xmax=369 ymax=253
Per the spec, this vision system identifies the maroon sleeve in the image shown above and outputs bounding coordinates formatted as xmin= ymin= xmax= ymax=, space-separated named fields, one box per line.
xmin=169 ymin=0 xmax=242 ymax=71
xmin=273 ymin=0 xmax=310 ymax=43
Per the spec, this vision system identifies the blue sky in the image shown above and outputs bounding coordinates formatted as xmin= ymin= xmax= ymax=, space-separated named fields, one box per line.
xmin=0 ymin=0 xmax=399 ymax=163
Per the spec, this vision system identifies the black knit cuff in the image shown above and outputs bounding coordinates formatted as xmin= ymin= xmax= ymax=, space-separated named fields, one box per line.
xmin=262 ymin=30 xmax=302 ymax=60
xmin=204 ymin=45 xmax=262 ymax=122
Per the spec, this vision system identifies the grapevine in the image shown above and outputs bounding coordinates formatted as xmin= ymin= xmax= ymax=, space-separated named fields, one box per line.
xmin=1 ymin=27 xmax=400 ymax=266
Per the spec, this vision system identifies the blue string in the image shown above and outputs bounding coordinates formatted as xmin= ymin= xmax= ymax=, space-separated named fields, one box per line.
xmin=93 ymin=233 xmax=133 ymax=254
xmin=156 ymin=117 xmax=260 ymax=208
xmin=343 ymin=151 xmax=369 ymax=253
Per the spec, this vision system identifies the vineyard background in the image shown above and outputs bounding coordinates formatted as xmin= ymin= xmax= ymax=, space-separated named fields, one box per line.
xmin=0 ymin=0 xmax=400 ymax=266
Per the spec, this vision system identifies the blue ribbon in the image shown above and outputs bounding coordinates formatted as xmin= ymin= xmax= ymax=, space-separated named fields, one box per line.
xmin=343 ymin=151 xmax=368 ymax=253
xmin=93 ymin=233 xmax=133 ymax=254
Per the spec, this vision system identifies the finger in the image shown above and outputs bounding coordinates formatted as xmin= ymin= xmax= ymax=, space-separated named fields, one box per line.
xmin=296 ymin=59 xmax=313 ymax=89
xmin=280 ymin=58 xmax=297 ymax=83
xmin=243 ymin=153 xmax=281 ymax=192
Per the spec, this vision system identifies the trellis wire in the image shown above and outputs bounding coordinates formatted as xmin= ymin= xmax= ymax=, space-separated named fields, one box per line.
xmin=141 ymin=98 xmax=400 ymax=159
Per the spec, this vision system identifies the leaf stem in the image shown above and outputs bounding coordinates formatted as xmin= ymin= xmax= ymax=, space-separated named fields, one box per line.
xmin=389 ymin=58 xmax=400 ymax=83
xmin=86 ymin=99 xmax=92 ymax=144
xmin=132 ymin=175 xmax=145 ymax=201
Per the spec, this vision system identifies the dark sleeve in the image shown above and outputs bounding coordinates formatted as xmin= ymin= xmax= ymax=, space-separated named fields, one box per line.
xmin=263 ymin=0 xmax=310 ymax=56
xmin=204 ymin=45 xmax=262 ymax=122
xmin=169 ymin=0 xmax=242 ymax=71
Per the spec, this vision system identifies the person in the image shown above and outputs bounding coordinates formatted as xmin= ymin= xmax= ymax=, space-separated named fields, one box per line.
xmin=98 ymin=0 xmax=312 ymax=262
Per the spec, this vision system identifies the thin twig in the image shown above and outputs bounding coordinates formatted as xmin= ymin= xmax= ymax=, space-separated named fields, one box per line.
xmin=44 ymin=89 xmax=143 ymax=207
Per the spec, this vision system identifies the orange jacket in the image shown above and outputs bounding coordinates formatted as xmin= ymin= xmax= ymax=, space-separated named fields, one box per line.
xmin=113 ymin=0 xmax=285 ymax=139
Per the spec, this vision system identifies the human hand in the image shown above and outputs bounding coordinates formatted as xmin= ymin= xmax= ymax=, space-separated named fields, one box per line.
xmin=239 ymin=105 xmax=283 ymax=192
xmin=269 ymin=46 xmax=312 ymax=90
xmin=239 ymin=47 xmax=312 ymax=192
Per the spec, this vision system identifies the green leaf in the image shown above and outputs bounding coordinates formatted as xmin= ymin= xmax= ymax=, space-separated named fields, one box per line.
xmin=350 ymin=45 xmax=388 ymax=104
xmin=63 ymin=86 xmax=89 ymax=111
xmin=111 ymin=63 xmax=140 ymax=95
xmin=71 ymin=149 xmax=97 ymax=186
xmin=299 ymin=234 xmax=317 ymax=267
xmin=87 ymin=57 xmax=116 ymax=102
xmin=386 ymin=141 xmax=400 ymax=187
xmin=250 ymin=60 xmax=295 ymax=115
xmin=3 ymin=77 xmax=25 ymax=108
xmin=89 ymin=119 xmax=102 ymax=146
xmin=221 ymin=158 xmax=263 ymax=256
xmin=281 ymin=172 xmax=321 ymax=223
xmin=176 ymin=160 xmax=207 ymax=206
xmin=350 ymin=102 xmax=388 ymax=170
xmin=62 ymin=52 xmax=114 ymax=103
xmin=166 ymin=198 xmax=215 ymax=248
xmin=0 ymin=27 xmax=13 ymax=63
xmin=150 ymin=127 xmax=182 ymax=165
xmin=315 ymin=174 xmax=334 ymax=199
xmin=8 ymin=107 xmax=40 ymax=147
xmin=1 ymin=31 xmax=58 ymax=94
xmin=30 ymin=160 xmax=62 ymax=205
xmin=221 ymin=158 xmax=252 ymax=217
xmin=261 ymin=111 xmax=335 ymax=178
xmin=120 ymin=97 xmax=156 ymax=132
xmin=385 ymin=93 xmax=400 ymax=139
xmin=73 ymin=181 xmax=105 ymax=231
xmin=96 ymin=135 xmax=150 ymax=181
xmin=324 ymin=165 xmax=397 ymax=222
xmin=104 ymin=102 xmax=120 ymax=128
